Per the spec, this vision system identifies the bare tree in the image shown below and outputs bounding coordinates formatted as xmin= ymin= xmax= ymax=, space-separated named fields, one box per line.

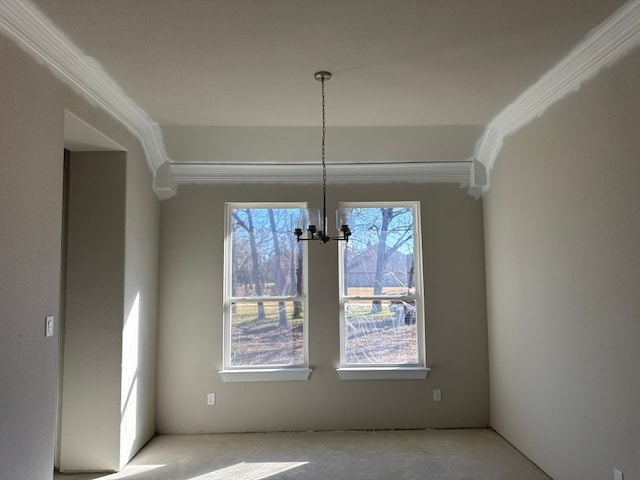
xmin=232 ymin=209 xmax=266 ymax=321
xmin=345 ymin=207 xmax=413 ymax=313
xmin=268 ymin=209 xmax=288 ymax=327
xmin=289 ymin=214 xmax=304 ymax=319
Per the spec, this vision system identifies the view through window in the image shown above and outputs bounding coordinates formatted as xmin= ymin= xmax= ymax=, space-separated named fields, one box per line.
xmin=338 ymin=202 xmax=425 ymax=367
xmin=224 ymin=203 xmax=307 ymax=369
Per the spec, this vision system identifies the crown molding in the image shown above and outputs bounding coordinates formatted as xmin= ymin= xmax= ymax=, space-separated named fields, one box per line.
xmin=156 ymin=161 xmax=471 ymax=197
xmin=3 ymin=1 xmax=639 ymax=198
xmin=0 ymin=0 xmax=169 ymax=181
xmin=475 ymin=0 xmax=640 ymax=192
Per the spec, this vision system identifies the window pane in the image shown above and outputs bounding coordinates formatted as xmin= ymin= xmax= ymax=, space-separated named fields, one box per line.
xmin=342 ymin=207 xmax=415 ymax=297
xmin=231 ymin=207 xmax=304 ymax=298
xmin=230 ymin=301 xmax=304 ymax=367
xmin=344 ymin=300 xmax=418 ymax=365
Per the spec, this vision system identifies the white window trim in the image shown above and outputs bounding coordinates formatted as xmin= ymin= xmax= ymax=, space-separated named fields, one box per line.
xmin=220 ymin=202 xmax=310 ymax=382
xmin=337 ymin=201 xmax=428 ymax=380
xmin=336 ymin=367 xmax=430 ymax=381
xmin=219 ymin=368 xmax=312 ymax=383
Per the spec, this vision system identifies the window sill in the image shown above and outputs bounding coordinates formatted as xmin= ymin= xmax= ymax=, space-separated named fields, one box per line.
xmin=336 ymin=367 xmax=430 ymax=380
xmin=219 ymin=368 xmax=312 ymax=383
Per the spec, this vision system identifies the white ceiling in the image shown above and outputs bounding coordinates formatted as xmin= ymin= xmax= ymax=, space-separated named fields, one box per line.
xmin=32 ymin=0 xmax=625 ymax=127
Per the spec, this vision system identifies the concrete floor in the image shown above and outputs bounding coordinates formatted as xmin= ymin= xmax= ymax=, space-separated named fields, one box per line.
xmin=54 ymin=428 xmax=551 ymax=480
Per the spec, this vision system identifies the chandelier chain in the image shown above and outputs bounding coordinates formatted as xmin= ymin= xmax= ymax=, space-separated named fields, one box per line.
xmin=321 ymin=75 xmax=327 ymax=207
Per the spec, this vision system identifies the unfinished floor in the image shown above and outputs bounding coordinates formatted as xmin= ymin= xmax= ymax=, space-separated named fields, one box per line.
xmin=54 ymin=428 xmax=550 ymax=480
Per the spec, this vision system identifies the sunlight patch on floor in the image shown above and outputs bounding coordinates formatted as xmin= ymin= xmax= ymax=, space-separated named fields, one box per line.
xmin=95 ymin=464 xmax=166 ymax=479
xmin=186 ymin=461 xmax=308 ymax=480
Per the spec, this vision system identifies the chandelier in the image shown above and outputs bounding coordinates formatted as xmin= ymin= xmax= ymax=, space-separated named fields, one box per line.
xmin=294 ymin=71 xmax=352 ymax=244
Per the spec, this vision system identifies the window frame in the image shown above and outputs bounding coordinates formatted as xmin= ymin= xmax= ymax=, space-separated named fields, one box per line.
xmin=336 ymin=201 xmax=429 ymax=380
xmin=219 ymin=202 xmax=311 ymax=382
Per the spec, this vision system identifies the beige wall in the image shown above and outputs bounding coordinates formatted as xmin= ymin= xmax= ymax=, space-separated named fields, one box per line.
xmin=120 ymin=122 xmax=160 ymax=469
xmin=0 ymin=35 xmax=159 ymax=478
xmin=60 ymin=152 xmax=126 ymax=471
xmin=0 ymin=33 xmax=65 ymax=480
xmin=484 ymin=49 xmax=640 ymax=479
xmin=157 ymin=182 xmax=488 ymax=433
xmin=60 ymin=149 xmax=159 ymax=470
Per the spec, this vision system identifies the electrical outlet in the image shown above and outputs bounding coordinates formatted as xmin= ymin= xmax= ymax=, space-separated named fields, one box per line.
xmin=207 ymin=393 xmax=216 ymax=405
xmin=433 ymin=389 xmax=442 ymax=401
xmin=614 ymin=468 xmax=623 ymax=480
xmin=45 ymin=316 xmax=55 ymax=337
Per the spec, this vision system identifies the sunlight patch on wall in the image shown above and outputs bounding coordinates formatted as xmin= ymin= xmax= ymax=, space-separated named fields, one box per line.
xmin=120 ymin=292 xmax=140 ymax=466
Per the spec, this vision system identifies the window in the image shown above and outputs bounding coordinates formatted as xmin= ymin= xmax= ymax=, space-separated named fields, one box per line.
xmin=337 ymin=202 xmax=428 ymax=380
xmin=219 ymin=203 xmax=310 ymax=382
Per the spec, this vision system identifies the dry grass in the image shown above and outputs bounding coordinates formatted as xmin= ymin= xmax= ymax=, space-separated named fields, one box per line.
xmin=229 ymin=297 xmax=418 ymax=366
xmin=230 ymin=317 xmax=304 ymax=366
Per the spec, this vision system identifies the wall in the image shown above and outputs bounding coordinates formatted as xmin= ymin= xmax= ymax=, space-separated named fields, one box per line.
xmin=0 ymin=35 xmax=159 ymax=478
xmin=0 ymin=33 xmax=64 ymax=480
xmin=484 ymin=49 xmax=640 ymax=479
xmin=120 ymin=125 xmax=160 ymax=469
xmin=157 ymin=182 xmax=488 ymax=433
xmin=60 ymin=97 xmax=160 ymax=470
xmin=59 ymin=152 xmax=126 ymax=471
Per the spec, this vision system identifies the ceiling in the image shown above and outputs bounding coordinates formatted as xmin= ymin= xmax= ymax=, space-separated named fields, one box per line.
xmin=4 ymin=0 xmax=636 ymax=196
xmin=33 ymin=0 xmax=624 ymax=127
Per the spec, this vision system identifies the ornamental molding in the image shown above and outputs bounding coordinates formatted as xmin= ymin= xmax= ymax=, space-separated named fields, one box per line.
xmin=474 ymin=0 xmax=640 ymax=191
xmin=2 ymin=0 xmax=639 ymax=198
xmin=156 ymin=161 xmax=472 ymax=198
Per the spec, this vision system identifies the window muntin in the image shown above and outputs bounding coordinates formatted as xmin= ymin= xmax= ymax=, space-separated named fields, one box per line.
xmin=224 ymin=204 xmax=307 ymax=370
xmin=338 ymin=202 xmax=425 ymax=368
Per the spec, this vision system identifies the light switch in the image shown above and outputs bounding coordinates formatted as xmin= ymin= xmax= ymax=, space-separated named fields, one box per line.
xmin=433 ymin=389 xmax=442 ymax=401
xmin=45 ymin=316 xmax=55 ymax=337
